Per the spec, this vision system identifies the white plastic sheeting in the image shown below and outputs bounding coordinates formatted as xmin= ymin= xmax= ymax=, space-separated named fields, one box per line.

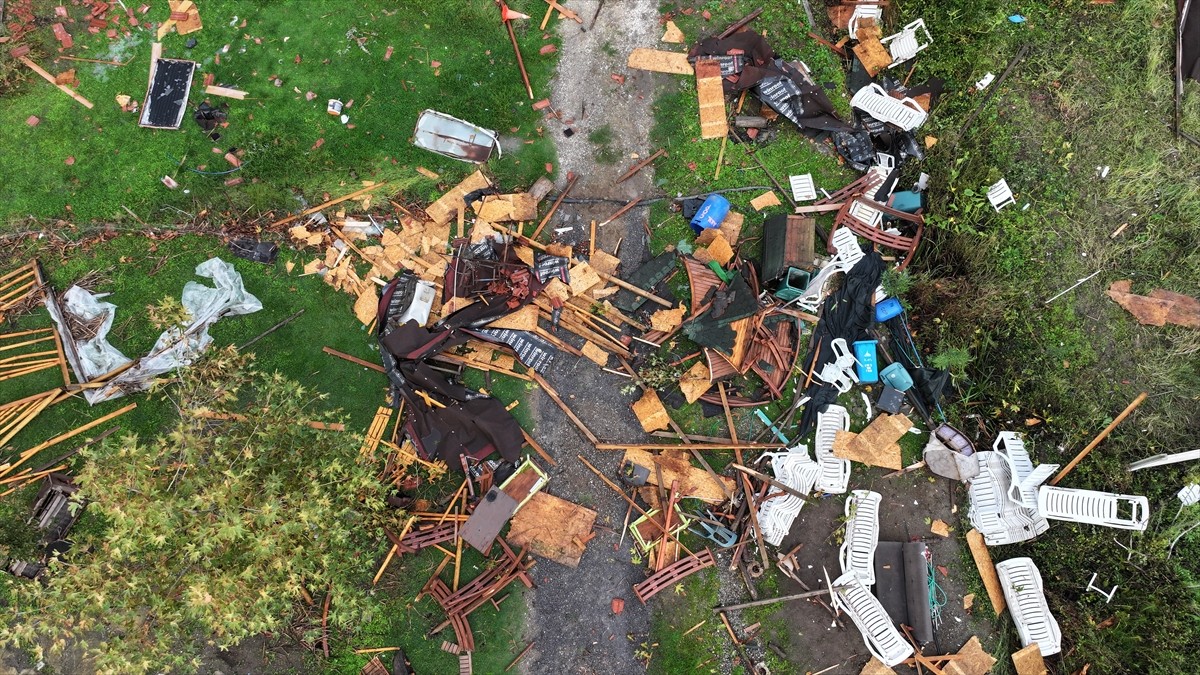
xmin=49 ymin=258 xmax=262 ymax=404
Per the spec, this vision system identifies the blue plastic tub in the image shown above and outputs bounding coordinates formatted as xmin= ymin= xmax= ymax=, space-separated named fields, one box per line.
xmin=853 ymin=340 xmax=879 ymax=383
xmin=876 ymin=297 xmax=903 ymax=323
xmin=690 ymin=194 xmax=730 ymax=233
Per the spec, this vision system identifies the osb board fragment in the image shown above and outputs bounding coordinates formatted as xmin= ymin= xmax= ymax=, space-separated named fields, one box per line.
xmin=590 ymin=250 xmax=621 ymax=276
xmin=632 ymin=389 xmax=671 ymax=432
xmin=514 ymin=245 xmax=536 ymax=267
xmin=679 ymin=360 xmax=713 ymax=403
xmin=1011 ymin=644 xmax=1047 ymax=675
xmin=303 ymin=259 xmax=324 ymax=275
xmin=719 ymin=211 xmax=744 ymax=245
xmin=859 ymin=657 xmax=897 ymax=675
xmin=650 ymin=308 xmax=685 ymax=332
xmin=835 ymin=413 xmax=910 ymax=470
xmin=628 ymin=47 xmax=693 ymax=74
xmin=944 ymin=636 xmax=998 ymax=675
xmin=965 ymin=529 xmax=1006 ymax=616
xmin=695 ymin=228 xmax=722 ymax=246
xmin=853 ymin=37 xmax=892 ymax=77
xmin=427 ymin=170 xmax=491 ymax=225
xmin=828 ymin=4 xmax=852 ymax=30
xmin=705 ymin=233 xmax=734 ymax=267
xmin=469 ymin=219 xmax=505 ymax=244
xmin=581 ymin=341 xmax=610 ymax=367
xmin=1106 ymin=279 xmax=1200 ymax=328
xmin=750 ymin=190 xmax=782 ymax=211
xmin=854 ymin=18 xmax=881 ymax=41
xmin=930 ymin=519 xmax=951 ymax=537
xmin=474 ymin=193 xmax=537 ymax=222
xmin=568 ymin=261 xmax=602 ymax=296
xmin=695 ymin=59 xmax=728 ymax=139
xmin=487 ymin=304 xmax=539 ymax=332
xmin=662 ymin=20 xmax=685 ymax=43
xmin=622 ymin=448 xmax=733 ymax=502
xmin=590 ymin=285 xmax=618 ymax=299
xmin=507 ymin=491 xmax=597 ymax=568
xmin=353 ymin=286 xmax=378 ymax=326
xmin=542 ymin=278 xmax=571 ymax=303
xmin=442 ymin=296 xmax=476 ymax=316
xmin=289 ymin=225 xmax=324 ymax=246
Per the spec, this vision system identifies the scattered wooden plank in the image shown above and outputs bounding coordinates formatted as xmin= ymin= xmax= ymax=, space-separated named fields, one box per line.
xmin=204 ymin=84 xmax=247 ymax=99
xmin=271 ymin=182 xmax=390 ymax=228
xmin=615 ymin=149 xmax=666 ymax=184
xmin=18 ymin=57 xmax=93 ymax=108
xmin=532 ymin=372 xmax=598 ymax=445
xmin=1050 ymin=391 xmax=1148 ymax=485
xmin=695 ymin=59 xmax=728 ymax=139
xmin=966 ymin=529 xmax=1006 ymax=615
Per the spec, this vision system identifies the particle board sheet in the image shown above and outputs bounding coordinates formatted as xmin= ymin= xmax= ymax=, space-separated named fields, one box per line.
xmin=833 ymin=413 xmax=910 ymax=470
xmin=507 ymin=491 xmax=597 ymax=568
xmin=946 ymin=636 xmax=999 ymax=675
xmin=965 ymin=529 xmax=1006 ymax=616
xmin=622 ymin=447 xmax=734 ymax=503
xmin=1010 ymin=643 xmax=1047 ymax=675
xmin=627 ymin=47 xmax=693 ymax=74
xmin=632 ymin=389 xmax=671 ymax=432
xmin=427 ymin=171 xmax=492 ymax=225
xmin=852 ymin=37 xmax=892 ymax=77
xmin=679 ymin=360 xmax=714 ymax=403
xmin=694 ymin=59 xmax=728 ymax=139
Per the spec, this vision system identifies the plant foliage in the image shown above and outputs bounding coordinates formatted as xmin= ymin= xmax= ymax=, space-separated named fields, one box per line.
xmin=1 ymin=347 xmax=388 ymax=673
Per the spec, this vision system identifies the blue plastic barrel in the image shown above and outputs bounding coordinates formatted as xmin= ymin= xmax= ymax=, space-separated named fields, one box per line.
xmin=853 ymin=340 xmax=879 ymax=383
xmin=880 ymin=362 xmax=914 ymax=392
xmin=690 ymin=194 xmax=730 ymax=233
xmin=876 ymin=297 xmax=903 ymax=322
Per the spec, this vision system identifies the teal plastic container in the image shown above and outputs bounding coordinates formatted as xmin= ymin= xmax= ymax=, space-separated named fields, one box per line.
xmin=880 ymin=362 xmax=913 ymax=392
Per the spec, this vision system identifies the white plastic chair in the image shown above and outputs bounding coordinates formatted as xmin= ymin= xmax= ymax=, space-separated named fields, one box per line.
xmin=987 ymin=179 xmax=1016 ymax=211
xmin=881 ymin=19 xmax=932 ymax=68
xmin=1036 ymin=486 xmax=1150 ymax=531
xmin=839 ymin=490 xmax=882 ymax=586
xmin=846 ymin=199 xmax=884 ymax=228
xmin=994 ymin=432 xmax=1058 ymax=509
xmin=757 ymin=446 xmax=820 ymax=546
xmin=967 ymin=451 xmax=1050 ymax=545
xmin=789 ymin=173 xmax=817 ymax=202
xmin=794 ymin=228 xmax=864 ymax=312
xmin=996 ymin=557 xmax=1062 ymax=656
xmin=815 ymin=405 xmax=852 ymax=494
xmin=831 ymin=571 xmax=914 ymax=667
xmin=848 ymin=4 xmax=884 ymax=39
xmin=850 ymin=83 xmax=928 ymax=131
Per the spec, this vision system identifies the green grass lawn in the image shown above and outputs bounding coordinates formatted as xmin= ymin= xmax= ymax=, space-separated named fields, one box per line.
xmin=0 ymin=0 xmax=559 ymax=226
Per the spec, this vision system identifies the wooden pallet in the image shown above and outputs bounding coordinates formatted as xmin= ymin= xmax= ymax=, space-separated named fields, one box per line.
xmin=634 ymin=548 xmax=716 ymax=603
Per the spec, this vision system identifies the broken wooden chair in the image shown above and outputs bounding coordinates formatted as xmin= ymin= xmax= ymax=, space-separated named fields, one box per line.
xmin=827 ymin=196 xmax=925 ymax=272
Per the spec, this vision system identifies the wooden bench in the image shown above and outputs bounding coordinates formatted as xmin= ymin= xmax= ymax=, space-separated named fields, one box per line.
xmin=634 ymin=548 xmax=715 ymax=603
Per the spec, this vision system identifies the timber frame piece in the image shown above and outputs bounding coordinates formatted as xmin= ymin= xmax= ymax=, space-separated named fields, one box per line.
xmin=827 ymin=196 xmax=925 ymax=272
xmin=634 ymin=547 xmax=716 ymax=603
xmin=0 ymin=328 xmax=69 ymax=385
xmin=0 ymin=262 xmax=44 ymax=320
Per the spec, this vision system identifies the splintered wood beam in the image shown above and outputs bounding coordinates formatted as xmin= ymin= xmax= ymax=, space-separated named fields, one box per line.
xmin=270 ymin=182 xmax=390 ymax=228
xmin=19 ymin=57 xmax=94 ymax=108
xmin=598 ymin=198 xmax=641 ymax=227
xmin=323 ymin=346 xmax=386 ymax=372
xmin=615 ymin=149 xmax=666 ymax=184
xmin=1050 ymin=391 xmax=1148 ymax=485
xmin=593 ymin=269 xmax=672 ymax=307
xmin=532 ymin=173 xmax=577 ymax=239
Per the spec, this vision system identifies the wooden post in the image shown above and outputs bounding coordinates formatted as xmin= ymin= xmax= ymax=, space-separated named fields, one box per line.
xmin=1050 ymin=392 xmax=1148 ymax=485
xmin=18 ymin=57 xmax=94 ymax=108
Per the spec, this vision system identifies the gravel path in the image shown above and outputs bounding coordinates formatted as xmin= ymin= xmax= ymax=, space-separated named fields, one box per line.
xmin=517 ymin=2 xmax=672 ymax=673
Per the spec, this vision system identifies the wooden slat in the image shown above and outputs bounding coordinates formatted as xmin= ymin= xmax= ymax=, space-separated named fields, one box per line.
xmin=695 ymin=59 xmax=728 ymax=139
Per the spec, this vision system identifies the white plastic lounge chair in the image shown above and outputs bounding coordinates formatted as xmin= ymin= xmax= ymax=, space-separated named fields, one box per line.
xmin=793 ymin=228 xmax=864 ymax=312
xmin=987 ymin=178 xmax=1016 ymax=211
xmin=789 ymin=173 xmax=817 ymax=202
xmin=1036 ymin=486 xmax=1150 ymax=531
xmin=839 ymin=490 xmax=882 ymax=585
xmin=881 ymin=19 xmax=932 ymax=68
xmin=815 ymin=338 xmax=860 ymax=393
xmin=993 ymin=432 xmax=1059 ymax=509
xmin=847 ymin=198 xmax=884 ymax=228
xmin=815 ymin=405 xmax=852 ymax=494
xmin=816 ymin=363 xmax=855 ymax=393
xmin=831 ymin=571 xmax=914 ymax=667
xmin=967 ymin=450 xmax=1050 ymax=545
xmin=848 ymin=4 xmax=884 ymax=39
xmin=757 ymin=446 xmax=820 ymax=546
xmin=996 ymin=557 xmax=1062 ymax=656
xmin=851 ymin=83 xmax=928 ymax=131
